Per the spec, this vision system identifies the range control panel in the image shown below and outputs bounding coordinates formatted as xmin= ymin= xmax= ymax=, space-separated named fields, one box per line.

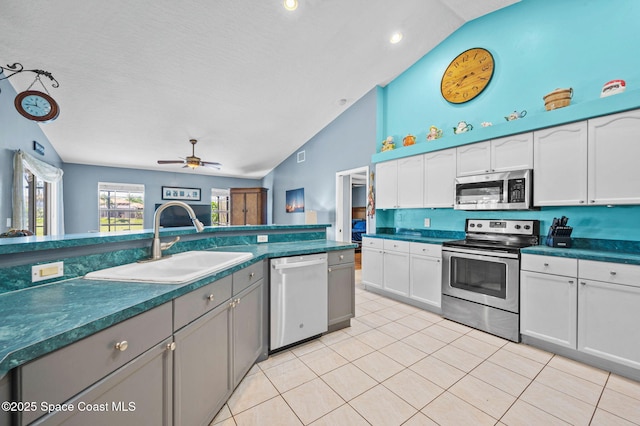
xmin=465 ymin=219 xmax=538 ymax=236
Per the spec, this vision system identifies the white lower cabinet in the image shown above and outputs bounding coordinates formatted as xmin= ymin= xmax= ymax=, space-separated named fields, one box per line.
xmin=383 ymin=240 xmax=410 ymax=296
xmin=409 ymin=243 xmax=441 ymax=308
xmin=521 ymin=254 xmax=640 ymax=373
xmin=362 ymin=237 xmax=383 ymax=289
xmin=578 ymin=260 xmax=640 ymax=370
xmin=520 ymin=270 xmax=577 ymax=349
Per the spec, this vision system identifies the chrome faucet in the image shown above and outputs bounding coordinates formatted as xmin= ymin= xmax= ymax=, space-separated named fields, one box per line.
xmin=151 ymin=201 xmax=205 ymax=260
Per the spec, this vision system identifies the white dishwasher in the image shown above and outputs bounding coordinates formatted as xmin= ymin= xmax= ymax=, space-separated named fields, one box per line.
xmin=270 ymin=253 xmax=328 ymax=351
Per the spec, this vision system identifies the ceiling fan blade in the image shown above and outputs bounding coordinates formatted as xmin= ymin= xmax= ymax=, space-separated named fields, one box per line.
xmin=201 ymin=161 xmax=222 ymax=169
xmin=157 ymin=160 xmax=185 ymax=164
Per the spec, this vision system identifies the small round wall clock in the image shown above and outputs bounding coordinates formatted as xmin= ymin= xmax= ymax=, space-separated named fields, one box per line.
xmin=441 ymin=47 xmax=495 ymax=104
xmin=14 ymin=90 xmax=60 ymax=122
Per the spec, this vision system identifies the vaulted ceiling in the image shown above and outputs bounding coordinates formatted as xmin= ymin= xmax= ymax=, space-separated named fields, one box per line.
xmin=2 ymin=0 xmax=518 ymax=178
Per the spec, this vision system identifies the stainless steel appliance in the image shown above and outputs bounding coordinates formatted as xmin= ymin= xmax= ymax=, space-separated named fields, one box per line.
xmin=454 ymin=169 xmax=533 ymax=210
xmin=442 ymin=219 xmax=539 ymax=341
xmin=270 ymin=253 xmax=328 ymax=351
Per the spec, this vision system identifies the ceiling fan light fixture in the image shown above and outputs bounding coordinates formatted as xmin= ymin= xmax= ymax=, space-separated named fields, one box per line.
xmin=283 ymin=0 xmax=298 ymax=11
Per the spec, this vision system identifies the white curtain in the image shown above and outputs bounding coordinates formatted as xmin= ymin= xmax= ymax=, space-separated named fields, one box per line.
xmin=12 ymin=150 xmax=65 ymax=235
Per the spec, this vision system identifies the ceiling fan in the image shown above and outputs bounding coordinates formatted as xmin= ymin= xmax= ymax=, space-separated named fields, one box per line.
xmin=157 ymin=139 xmax=222 ymax=169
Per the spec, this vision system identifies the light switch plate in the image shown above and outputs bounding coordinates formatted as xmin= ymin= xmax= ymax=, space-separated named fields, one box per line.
xmin=257 ymin=235 xmax=268 ymax=243
xmin=424 ymin=218 xmax=431 ymax=227
xmin=32 ymin=262 xmax=64 ymax=282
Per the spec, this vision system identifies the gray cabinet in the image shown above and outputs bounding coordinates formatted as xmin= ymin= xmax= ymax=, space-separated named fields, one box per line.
xmin=327 ymin=249 xmax=355 ymax=332
xmin=232 ymin=262 xmax=267 ymax=386
xmin=18 ymin=303 xmax=173 ymax=425
xmin=0 ymin=374 xmax=10 ymax=426
xmin=173 ymin=300 xmax=232 ymax=426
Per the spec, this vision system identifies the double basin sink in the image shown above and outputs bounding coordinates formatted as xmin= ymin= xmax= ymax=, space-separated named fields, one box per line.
xmin=85 ymin=251 xmax=254 ymax=284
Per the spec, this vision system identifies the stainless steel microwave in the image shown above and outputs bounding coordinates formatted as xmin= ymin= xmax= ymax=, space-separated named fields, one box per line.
xmin=454 ymin=169 xmax=533 ymax=210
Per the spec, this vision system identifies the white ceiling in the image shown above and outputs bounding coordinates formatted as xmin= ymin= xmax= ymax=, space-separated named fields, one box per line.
xmin=2 ymin=0 xmax=517 ymax=179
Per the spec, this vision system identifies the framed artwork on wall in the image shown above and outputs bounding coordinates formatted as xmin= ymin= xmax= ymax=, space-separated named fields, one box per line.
xmin=162 ymin=186 xmax=201 ymax=201
xmin=285 ymin=188 xmax=304 ymax=213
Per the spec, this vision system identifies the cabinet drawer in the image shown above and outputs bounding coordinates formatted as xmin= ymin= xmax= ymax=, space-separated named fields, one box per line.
xmin=19 ymin=302 xmax=172 ymax=418
xmin=174 ymin=275 xmax=232 ymax=330
xmin=383 ymin=239 xmax=410 ymax=253
xmin=328 ymin=249 xmax=354 ymax=266
xmin=579 ymin=260 xmax=640 ymax=288
xmin=233 ymin=261 xmax=264 ymax=295
xmin=362 ymin=237 xmax=383 ymax=250
xmin=410 ymin=242 xmax=441 ymax=257
xmin=521 ymin=254 xmax=577 ymax=276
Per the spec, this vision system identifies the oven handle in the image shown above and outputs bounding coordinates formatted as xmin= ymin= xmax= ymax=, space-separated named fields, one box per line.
xmin=442 ymin=246 xmax=519 ymax=259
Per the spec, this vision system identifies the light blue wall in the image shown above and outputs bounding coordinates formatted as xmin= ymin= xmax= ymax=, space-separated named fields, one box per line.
xmin=0 ymin=78 xmax=63 ymax=232
xmin=374 ymin=0 xmax=640 ymax=241
xmin=264 ymin=88 xmax=377 ymax=231
xmin=64 ymin=163 xmax=261 ymax=234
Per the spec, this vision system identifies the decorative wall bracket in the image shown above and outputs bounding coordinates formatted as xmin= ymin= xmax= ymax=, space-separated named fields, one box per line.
xmin=0 ymin=63 xmax=59 ymax=94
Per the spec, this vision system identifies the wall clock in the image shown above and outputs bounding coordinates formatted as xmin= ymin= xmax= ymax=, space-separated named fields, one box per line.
xmin=14 ymin=90 xmax=60 ymax=122
xmin=441 ymin=47 xmax=494 ymax=104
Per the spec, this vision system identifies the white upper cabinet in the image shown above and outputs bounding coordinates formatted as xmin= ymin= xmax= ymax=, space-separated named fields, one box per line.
xmin=424 ymin=148 xmax=456 ymax=208
xmin=587 ymin=109 xmax=640 ymax=205
xmin=456 ymin=134 xmax=533 ymax=176
xmin=534 ymin=122 xmax=588 ymax=206
xmin=376 ymin=157 xmax=424 ymax=209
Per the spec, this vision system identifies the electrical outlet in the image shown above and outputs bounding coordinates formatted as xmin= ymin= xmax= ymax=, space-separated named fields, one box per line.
xmin=424 ymin=218 xmax=431 ymax=227
xmin=32 ymin=261 xmax=64 ymax=283
xmin=6 ymin=218 xmax=11 ymax=228
xmin=257 ymin=235 xmax=268 ymax=243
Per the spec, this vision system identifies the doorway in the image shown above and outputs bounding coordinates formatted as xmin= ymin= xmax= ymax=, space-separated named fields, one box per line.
xmin=335 ymin=166 xmax=369 ymax=269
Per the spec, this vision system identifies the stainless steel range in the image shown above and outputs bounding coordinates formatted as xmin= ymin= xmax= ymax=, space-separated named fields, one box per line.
xmin=442 ymin=219 xmax=539 ymax=342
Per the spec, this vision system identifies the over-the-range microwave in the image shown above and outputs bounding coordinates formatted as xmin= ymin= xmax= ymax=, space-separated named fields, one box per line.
xmin=454 ymin=169 xmax=533 ymax=210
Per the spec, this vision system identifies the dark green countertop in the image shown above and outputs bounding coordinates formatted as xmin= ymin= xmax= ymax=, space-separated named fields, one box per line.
xmin=0 ymin=240 xmax=355 ymax=378
xmin=521 ymin=245 xmax=640 ymax=266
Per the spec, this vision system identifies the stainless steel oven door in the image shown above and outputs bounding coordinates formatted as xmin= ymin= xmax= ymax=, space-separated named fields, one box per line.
xmin=442 ymin=246 xmax=520 ymax=313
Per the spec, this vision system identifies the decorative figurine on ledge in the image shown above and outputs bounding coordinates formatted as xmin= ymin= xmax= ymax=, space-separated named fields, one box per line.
xmin=426 ymin=126 xmax=443 ymax=141
xmin=453 ymin=121 xmax=473 ymax=134
xmin=505 ymin=110 xmax=527 ymax=121
xmin=403 ymin=134 xmax=416 ymax=146
xmin=600 ymin=79 xmax=626 ymax=98
xmin=481 ymin=121 xmax=493 ymax=127
xmin=381 ymin=136 xmax=395 ymax=152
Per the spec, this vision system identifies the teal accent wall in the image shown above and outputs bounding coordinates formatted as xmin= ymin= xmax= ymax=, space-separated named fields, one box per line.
xmin=374 ymin=0 xmax=640 ymax=242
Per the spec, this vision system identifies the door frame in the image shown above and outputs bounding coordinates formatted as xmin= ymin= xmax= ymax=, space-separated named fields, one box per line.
xmin=335 ymin=166 xmax=369 ymax=242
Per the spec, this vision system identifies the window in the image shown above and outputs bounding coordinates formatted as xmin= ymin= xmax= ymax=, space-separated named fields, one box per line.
xmin=98 ymin=183 xmax=145 ymax=232
xmin=23 ymin=170 xmax=49 ymax=236
xmin=211 ymin=188 xmax=230 ymax=226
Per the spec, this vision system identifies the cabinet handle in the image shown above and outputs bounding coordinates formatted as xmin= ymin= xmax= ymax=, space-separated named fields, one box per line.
xmin=610 ymin=271 xmax=617 ymax=276
xmin=580 ymin=281 xmax=586 ymax=285
xmin=328 ymin=267 xmax=332 ymax=273
xmin=249 ymin=272 xmax=255 ymax=278
xmin=568 ymin=280 xmax=574 ymax=284
xmin=339 ymin=255 xmax=344 ymax=260
xmin=235 ymin=298 xmax=241 ymax=305
xmin=166 ymin=342 xmax=176 ymax=351
xmin=579 ymin=200 xmax=585 ymax=204
xmin=543 ymin=263 xmax=549 ymax=267
xmin=207 ymin=294 xmax=215 ymax=301
xmin=114 ymin=341 xmax=129 ymax=352
xmin=230 ymin=301 xmax=236 ymax=308
xmin=590 ymin=200 xmax=595 ymax=203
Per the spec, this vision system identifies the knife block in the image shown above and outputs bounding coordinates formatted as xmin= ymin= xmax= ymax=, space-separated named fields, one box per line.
xmin=545 ymin=225 xmax=573 ymax=248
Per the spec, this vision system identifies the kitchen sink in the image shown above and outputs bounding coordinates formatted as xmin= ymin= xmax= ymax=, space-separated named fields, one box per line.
xmin=84 ymin=250 xmax=254 ymax=284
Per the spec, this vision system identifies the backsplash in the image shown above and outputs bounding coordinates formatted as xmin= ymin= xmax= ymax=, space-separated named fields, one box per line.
xmin=376 ymin=205 xmax=640 ymax=242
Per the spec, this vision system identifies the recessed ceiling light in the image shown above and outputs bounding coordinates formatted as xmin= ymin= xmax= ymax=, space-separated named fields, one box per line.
xmin=283 ymin=0 xmax=298 ymax=11
xmin=390 ymin=32 xmax=403 ymax=44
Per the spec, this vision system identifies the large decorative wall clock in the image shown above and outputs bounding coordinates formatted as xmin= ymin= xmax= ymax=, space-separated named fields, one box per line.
xmin=441 ymin=47 xmax=494 ymax=104
xmin=0 ymin=63 xmax=60 ymax=123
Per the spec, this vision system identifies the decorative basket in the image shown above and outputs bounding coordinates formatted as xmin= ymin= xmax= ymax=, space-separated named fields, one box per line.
xmin=543 ymin=87 xmax=573 ymax=111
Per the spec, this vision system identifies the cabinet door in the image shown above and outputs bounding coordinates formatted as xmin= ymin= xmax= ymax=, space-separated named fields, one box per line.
xmin=490 ymin=133 xmax=533 ymax=172
xmin=232 ymin=279 xmax=264 ymax=387
xmin=424 ymin=149 xmax=456 ymax=208
xmin=409 ymin=254 xmax=441 ymax=308
xmin=31 ymin=338 xmax=173 ymax=426
xmin=230 ymin=192 xmax=246 ymax=225
xmin=376 ymin=161 xmax=398 ymax=209
xmin=588 ymin=110 xmax=640 ymax=205
xmin=174 ymin=302 xmax=232 ymax=426
xmin=520 ymin=271 xmax=577 ymax=349
xmin=456 ymin=141 xmax=491 ymax=176
xmin=578 ymin=279 xmax=640 ymax=369
xmin=328 ymin=262 xmax=355 ymax=327
xmin=362 ymin=247 xmax=383 ymax=289
xmin=383 ymin=251 xmax=410 ymax=296
xmin=533 ymin=122 xmax=588 ymax=206
xmin=397 ymin=156 xmax=424 ymax=207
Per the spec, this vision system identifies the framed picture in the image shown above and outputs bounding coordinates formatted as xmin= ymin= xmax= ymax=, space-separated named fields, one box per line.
xmin=285 ymin=188 xmax=305 ymax=213
xmin=162 ymin=186 xmax=201 ymax=201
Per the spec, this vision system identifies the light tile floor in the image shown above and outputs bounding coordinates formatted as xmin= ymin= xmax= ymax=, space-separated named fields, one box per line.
xmin=211 ymin=272 xmax=640 ymax=425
